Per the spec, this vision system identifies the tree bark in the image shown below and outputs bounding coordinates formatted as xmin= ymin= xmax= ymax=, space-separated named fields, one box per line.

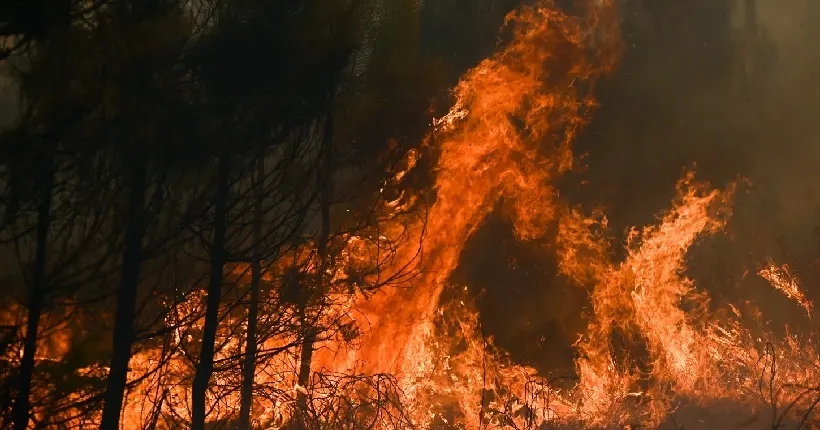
xmin=295 ymin=327 xmax=317 ymax=420
xmin=12 ymin=156 xmax=54 ymax=430
xmin=100 ymin=155 xmax=147 ymax=430
xmin=296 ymin=107 xmax=333 ymax=426
xmin=12 ymin=3 xmax=69 ymax=425
xmin=192 ymin=156 xmax=230 ymax=430
xmin=238 ymin=157 xmax=264 ymax=430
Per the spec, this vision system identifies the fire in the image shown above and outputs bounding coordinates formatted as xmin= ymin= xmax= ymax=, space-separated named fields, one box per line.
xmin=337 ymin=0 xmax=621 ymax=375
xmin=315 ymin=0 xmax=622 ymax=425
xmin=759 ymin=262 xmax=814 ymax=318
xmin=566 ymin=174 xmax=739 ymax=426
xmin=402 ymin=171 xmax=820 ymax=428
xmin=12 ymin=0 xmax=820 ymax=428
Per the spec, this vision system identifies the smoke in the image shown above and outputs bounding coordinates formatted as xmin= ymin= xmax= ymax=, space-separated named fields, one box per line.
xmin=454 ymin=0 xmax=820 ymax=376
xmin=585 ymin=0 xmax=820 ymax=251
xmin=747 ymin=0 xmax=820 ymax=252
xmin=596 ymin=0 xmax=820 ymax=326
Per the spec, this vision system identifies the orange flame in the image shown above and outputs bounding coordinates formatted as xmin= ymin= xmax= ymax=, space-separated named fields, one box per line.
xmin=338 ymin=0 xmax=621 ymax=374
xmin=759 ymin=262 xmax=814 ymax=318
xmin=314 ymin=2 xmax=623 ymax=426
xmin=16 ymin=0 xmax=820 ymax=428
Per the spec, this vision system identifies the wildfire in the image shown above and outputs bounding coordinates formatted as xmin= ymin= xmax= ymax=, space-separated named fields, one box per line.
xmin=339 ymin=0 xmax=621 ymax=375
xmin=12 ymin=0 xmax=820 ymax=428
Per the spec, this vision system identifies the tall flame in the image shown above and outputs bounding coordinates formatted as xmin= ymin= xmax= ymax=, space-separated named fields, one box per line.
xmin=341 ymin=0 xmax=622 ymax=376
xmin=314 ymin=0 xmax=623 ymax=426
xmin=13 ymin=0 xmax=820 ymax=428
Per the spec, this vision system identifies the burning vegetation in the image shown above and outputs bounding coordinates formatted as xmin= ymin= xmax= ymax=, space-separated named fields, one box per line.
xmin=1 ymin=0 xmax=820 ymax=429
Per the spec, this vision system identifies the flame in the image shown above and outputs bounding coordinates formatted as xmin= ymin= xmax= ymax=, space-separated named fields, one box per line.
xmin=402 ymin=172 xmax=820 ymax=428
xmin=338 ymin=0 xmax=621 ymax=375
xmin=759 ymin=261 xmax=814 ymax=318
xmin=13 ymin=0 xmax=820 ymax=428
xmin=310 ymin=1 xmax=622 ymax=425
xmin=567 ymin=174 xmax=739 ymax=426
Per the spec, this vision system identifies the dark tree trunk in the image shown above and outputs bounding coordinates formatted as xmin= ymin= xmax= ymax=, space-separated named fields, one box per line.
xmin=12 ymin=2 xmax=69 ymax=425
xmin=192 ymin=156 xmax=230 ymax=430
xmin=296 ymin=107 xmax=333 ymax=425
xmin=295 ymin=327 xmax=317 ymax=419
xmin=12 ymin=157 xmax=54 ymax=430
xmin=238 ymin=157 xmax=264 ymax=430
xmin=100 ymin=156 xmax=147 ymax=430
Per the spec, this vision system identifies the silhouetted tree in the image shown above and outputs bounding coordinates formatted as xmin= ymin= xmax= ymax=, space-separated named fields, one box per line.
xmin=0 ymin=2 xmax=117 ymax=427
xmin=100 ymin=1 xmax=199 ymax=427
xmin=0 ymin=0 xmax=508 ymax=428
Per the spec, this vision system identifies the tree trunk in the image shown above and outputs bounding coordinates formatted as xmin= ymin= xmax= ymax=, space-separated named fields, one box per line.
xmin=100 ymin=156 xmax=147 ymax=430
xmin=192 ymin=156 xmax=230 ymax=430
xmin=296 ymin=107 xmax=333 ymax=426
xmin=295 ymin=327 xmax=317 ymax=419
xmin=238 ymin=157 xmax=264 ymax=430
xmin=12 ymin=157 xmax=54 ymax=430
xmin=13 ymin=3 xmax=69 ymax=425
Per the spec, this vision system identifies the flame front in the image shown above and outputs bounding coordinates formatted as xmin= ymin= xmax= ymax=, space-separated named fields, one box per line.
xmin=329 ymin=0 xmax=622 ymax=424
xmin=11 ymin=0 xmax=820 ymax=428
xmin=344 ymin=0 xmax=621 ymax=376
